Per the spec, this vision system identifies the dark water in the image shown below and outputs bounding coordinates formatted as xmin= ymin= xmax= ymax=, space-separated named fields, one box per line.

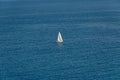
xmin=0 ymin=0 xmax=120 ymax=80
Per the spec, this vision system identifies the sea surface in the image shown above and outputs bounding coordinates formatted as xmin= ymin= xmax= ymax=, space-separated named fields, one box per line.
xmin=0 ymin=0 xmax=120 ymax=80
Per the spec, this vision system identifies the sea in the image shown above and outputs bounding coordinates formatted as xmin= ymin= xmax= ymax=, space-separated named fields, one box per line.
xmin=0 ymin=0 xmax=120 ymax=80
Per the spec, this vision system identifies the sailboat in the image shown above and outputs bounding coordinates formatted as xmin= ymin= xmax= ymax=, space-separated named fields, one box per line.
xmin=57 ymin=32 xmax=63 ymax=43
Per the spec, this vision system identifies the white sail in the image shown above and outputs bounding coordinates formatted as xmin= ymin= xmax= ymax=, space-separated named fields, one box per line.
xmin=57 ymin=32 xmax=63 ymax=43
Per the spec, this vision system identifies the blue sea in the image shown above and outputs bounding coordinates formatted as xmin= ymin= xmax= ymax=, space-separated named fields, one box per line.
xmin=0 ymin=0 xmax=120 ymax=80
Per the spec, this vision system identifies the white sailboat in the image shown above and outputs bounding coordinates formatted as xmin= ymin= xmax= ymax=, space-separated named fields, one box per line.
xmin=57 ymin=32 xmax=63 ymax=43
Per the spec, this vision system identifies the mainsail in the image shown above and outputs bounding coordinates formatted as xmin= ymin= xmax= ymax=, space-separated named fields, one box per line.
xmin=57 ymin=32 xmax=63 ymax=43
